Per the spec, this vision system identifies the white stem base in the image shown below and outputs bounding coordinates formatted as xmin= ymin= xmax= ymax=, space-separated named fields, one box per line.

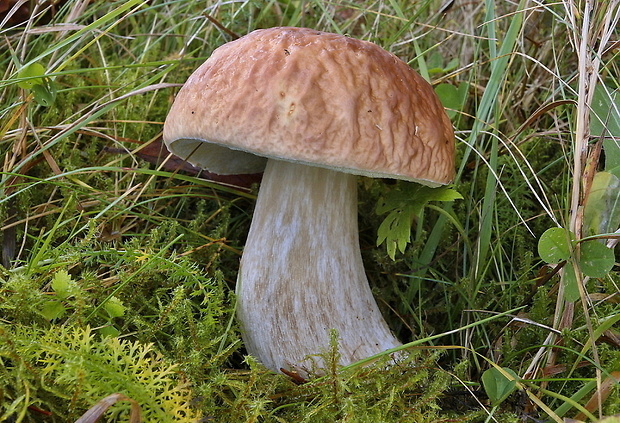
xmin=236 ymin=159 xmax=401 ymax=374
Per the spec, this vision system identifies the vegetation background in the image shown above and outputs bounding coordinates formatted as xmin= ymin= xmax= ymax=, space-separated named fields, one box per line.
xmin=0 ymin=0 xmax=618 ymax=422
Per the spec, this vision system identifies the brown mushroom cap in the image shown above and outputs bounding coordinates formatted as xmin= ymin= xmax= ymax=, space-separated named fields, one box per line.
xmin=163 ymin=27 xmax=455 ymax=186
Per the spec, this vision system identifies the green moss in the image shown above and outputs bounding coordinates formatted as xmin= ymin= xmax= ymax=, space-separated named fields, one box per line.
xmin=194 ymin=341 xmax=483 ymax=423
xmin=0 ymin=324 xmax=202 ymax=422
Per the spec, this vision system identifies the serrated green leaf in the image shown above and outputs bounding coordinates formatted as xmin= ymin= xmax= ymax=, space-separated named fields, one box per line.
xmin=376 ymin=185 xmax=462 ymax=259
xmin=579 ymin=241 xmax=615 ymax=278
xmin=99 ymin=325 xmax=121 ymax=338
xmin=40 ymin=300 xmax=66 ymax=321
xmin=481 ymin=367 xmax=518 ymax=406
xmin=377 ymin=206 xmax=417 ymax=259
xmin=433 ymin=186 xmax=463 ymax=202
xmin=104 ymin=296 xmax=126 ymax=318
xmin=538 ymin=227 xmax=575 ymax=263
xmin=52 ymin=269 xmax=75 ymax=299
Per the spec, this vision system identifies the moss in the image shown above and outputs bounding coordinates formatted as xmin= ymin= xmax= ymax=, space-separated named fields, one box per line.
xmin=0 ymin=324 xmax=202 ymax=422
xmin=195 ymin=344 xmax=482 ymax=423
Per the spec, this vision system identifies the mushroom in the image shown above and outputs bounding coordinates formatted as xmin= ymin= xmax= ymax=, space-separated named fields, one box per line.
xmin=163 ymin=27 xmax=455 ymax=375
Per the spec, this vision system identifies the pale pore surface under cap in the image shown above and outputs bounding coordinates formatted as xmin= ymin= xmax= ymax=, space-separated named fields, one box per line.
xmin=163 ymin=27 xmax=455 ymax=186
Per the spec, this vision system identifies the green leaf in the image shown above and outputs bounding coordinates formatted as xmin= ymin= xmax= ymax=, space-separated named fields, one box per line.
xmin=17 ymin=62 xmax=46 ymax=89
xmin=605 ymin=141 xmax=620 ymax=179
xmin=563 ymin=264 xmax=581 ymax=302
xmin=538 ymin=227 xmax=575 ymax=263
xmin=15 ymin=62 xmax=57 ymax=106
xmin=32 ymin=80 xmax=57 ymax=107
xmin=427 ymin=52 xmax=459 ymax=74
xmin=590 ymin=85 xmax=619 ymax=140
xmin=435 ymin=83 xmax=468 ymax=119
xmin=584 ymin=171 xmax=620 ymax=236
xmin=40 ymin=300 xmax=66 ymax=321
xmin=377 ymin=206 xmax=417 ymax=259
xmin=376 ymin=184 xmax=462 ymax=259
xmin=103 ymin=296 xmax=126 ymax=318
xmin=579 ymin=241 xmax=615 ymax=278
xmin=481 ymin=367 xmax=518 ymax=406
xmin=52 ymin=269 xmax=75 ymax=299
xmin=98 ymin=325 xmax=121 ymax=338
xmin=590 ymin=85 xmax=620 ymax=177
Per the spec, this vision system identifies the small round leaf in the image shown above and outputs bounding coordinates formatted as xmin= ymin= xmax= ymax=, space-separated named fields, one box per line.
xmin=17 ymin=62 xmax=46 ymax=89
xmin=562 ymin=264 xmax=581 ymax=302
xmin=481 ymin=367 xmax=519 ymax=406
xmin=579 ymin=241 xmax=615 ymax=278
xmin=32 ymin=81 xmax=57 ymax=107
xmin=538 ymin=227 xmax=575 ymax=263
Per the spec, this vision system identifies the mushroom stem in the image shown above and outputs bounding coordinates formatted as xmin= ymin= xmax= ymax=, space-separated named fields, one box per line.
xmin=236 ymin=159 xmax=401 ymax=374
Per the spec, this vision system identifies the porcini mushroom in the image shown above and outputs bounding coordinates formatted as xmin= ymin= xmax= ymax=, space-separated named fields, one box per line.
xmin=163 ymin=27 xmax=455 ymax=374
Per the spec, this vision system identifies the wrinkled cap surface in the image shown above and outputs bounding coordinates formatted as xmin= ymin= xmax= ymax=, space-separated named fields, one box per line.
xmin=163 ymin=27 xmax=455 ymax=186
